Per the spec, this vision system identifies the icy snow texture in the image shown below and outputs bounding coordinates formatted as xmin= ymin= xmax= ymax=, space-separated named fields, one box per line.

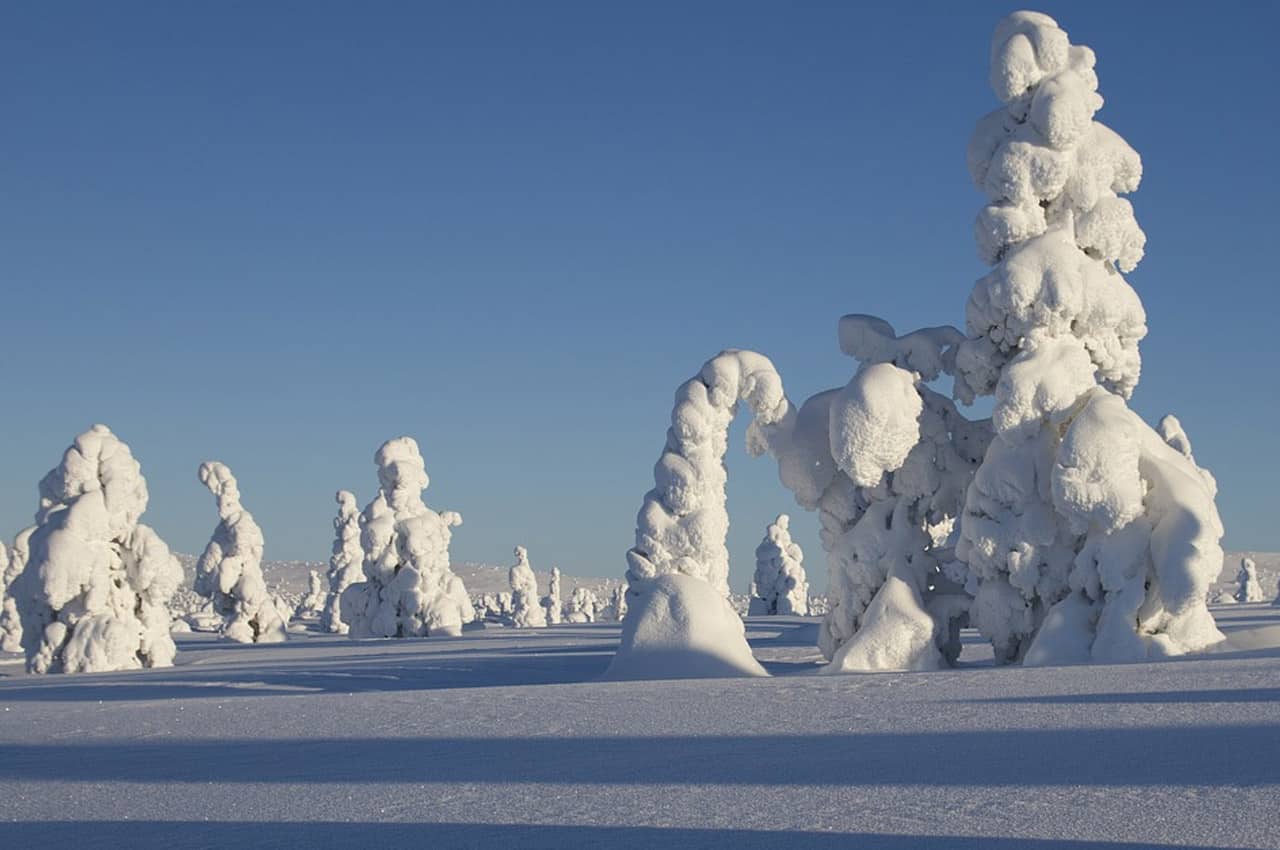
xmin=752 ymin=316 xmax=988 ymax=672
xmin=627 ymin=350 xmax=789 ymax=597
xmin=545 ymin=567 xmax=563 ymax=625
xmin=1236 ymin=558 xmax=1265 ymax=603
xmin=508 ymin=546 xmax=547 ymax=629
xmin=320 ymin=490 xmax=362 ymax=634
xmin=12 ymin=425 xmax=182 ymax=673
xmin=340 ymin=437 xmax=474 ymax=638
xmin=957 ymin=12 xmax=1224 ymax=665
xmin=605 ymin=574 xmax=767 ymax=680
xmin=195 ymin=462 xmax=287 ymax=644
xmin=748 ymin=515 xmax=808 ymax=616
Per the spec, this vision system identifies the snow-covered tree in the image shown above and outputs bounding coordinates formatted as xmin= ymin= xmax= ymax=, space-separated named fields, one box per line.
xmin=544 ymin=566 xmax=563 ymax=625
xmin=0 ymin=530 xmax=28 ymax=652
xmin=294 ymin=571 xmax=326 ymax=619
xmin=749 ymin=514 xmax=809 ymax=616
xmin=320 ymin=490 xmax=362 ymax=634
xmin=195 ymin=461 xmax=287 ymax=644
xmin=13 ymin=425 xmax=182 ymax=673
xmin=508 ymin=546 xmax=547 ymax=628
xmin=954 ymin=11 xmax=1224 ymax=664
xmin=565 ymin=586 xmax=599 ymax=623
xmin=1235 ymin=557 xmax=1264 ymax=603
xmin=340 ymin=437 xmax=474 ymax=637
xmin=608 ymin=585 xmax=628 ymax=622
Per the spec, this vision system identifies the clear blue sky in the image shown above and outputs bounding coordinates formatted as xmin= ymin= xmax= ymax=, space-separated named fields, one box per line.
xmin=3 ymin=2 xmax=1277 ymax=589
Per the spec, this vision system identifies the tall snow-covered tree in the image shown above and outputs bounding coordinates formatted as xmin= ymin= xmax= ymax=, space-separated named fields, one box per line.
xmin=340 ymin=437 xmax=474 ymax=637
xmin=295 ymin=571 xmax=326 ymax=619
xmin=0 ymin=531 xmax=27 ymax=652
xmin=1235 ymin=557 xmax=1264 ymax=603
xmin=954 ymin=11 xmax=1224 ymax=664
xmin=196 ymin=461 xmax=287 ymax=644
xmin=320 ymin=490 xmax=363 ymax=634
xmin=508 ymin=546 xmax=546 ymax=628
xmin=14 ymin=425 xmax=182 ymax=673
xmin=544 ymin=566 xmax=563 ymax=625
xmin=749 ymin=515 xmax=809 ymax=616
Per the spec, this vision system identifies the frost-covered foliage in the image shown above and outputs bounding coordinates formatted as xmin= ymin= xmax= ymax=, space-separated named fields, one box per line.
xmin=604 ymin=574 xmax=767 ymax=680
xmin=508 ymin=546 xmax=547 ymax=629
xmin=1236 ymin=557 xmax=1265 ymax=603
xmin=195 ymin=461 xmax=287 ymax=644
xmin=13 ymin=425 xmax=182 ymax=673
xmin=749 ymin=515 xmax=809 ymax=616
xmin=544 ymin=567 xmax=563 ymax=625
xmin=320 ymin=490 xmax=362 ymax=634
xmin=751 ymin=317 xmax=988 ymax=672
xmin=565 ymin=586 xmax=599 ymax=623
xmin=627 ymin=350 xmax=789 ymax=597
xmin=956 ymin=12 xmax=1224 ymax=665
xmin=340 ymin=437 xmax=474 ymax=638
xmin=0 ymin=530 xmax=29 ymax=652
xmin=295 ymin=571 xmax=326 ymax=619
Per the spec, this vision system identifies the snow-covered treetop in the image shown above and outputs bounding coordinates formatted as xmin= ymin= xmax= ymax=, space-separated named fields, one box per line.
xmin=374 ymin=437 xmax=431 ymax=514
xmin=36 ymin=424 xmax=149 ymax=538
xmin=198 ymin=461 xmax=247 ymax=524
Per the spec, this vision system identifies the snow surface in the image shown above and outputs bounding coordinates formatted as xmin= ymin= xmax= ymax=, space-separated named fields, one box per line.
xmin=0 ymin=602 xmax=1278 ymax=848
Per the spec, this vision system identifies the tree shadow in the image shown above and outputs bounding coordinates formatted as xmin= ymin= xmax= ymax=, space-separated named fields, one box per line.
xmin=0 ymin=821 xmax=1238 ymax=850
xmin=973 ymin=687 xmax=1280 ymax=705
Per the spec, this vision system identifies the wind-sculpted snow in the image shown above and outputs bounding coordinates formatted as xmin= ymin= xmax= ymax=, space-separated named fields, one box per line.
xmin=320 ymin=490 xmax=362 ymax=634
xmin=509 ymin=546 xmax=547 ymax=629
xmin=12 ymin=425 xmax=182 ymax=673
xmin=340 ymin=437 xmax=474 ymax=638
xmin=956 ymin=11 xmax=1224 ymax=665
xmin=749 ymin=515 xmax=808 ymax=616
xmin=196 ymin=461 xmax=287 ymax=644
xmin=753 ymin=317 xmax=989 ymax=672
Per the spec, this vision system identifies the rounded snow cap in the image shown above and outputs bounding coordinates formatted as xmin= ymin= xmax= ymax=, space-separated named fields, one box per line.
xmin=374 ymin=436 xmax=430 ymax=502
xmin=990 ymin=11 xmax=1070 ymax=103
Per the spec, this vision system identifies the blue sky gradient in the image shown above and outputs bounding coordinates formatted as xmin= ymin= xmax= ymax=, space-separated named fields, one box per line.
xmin=3 ymin=2 xmax=1277 ymax=588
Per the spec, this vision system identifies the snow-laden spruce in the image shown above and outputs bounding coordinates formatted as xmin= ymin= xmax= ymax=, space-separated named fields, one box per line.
xmin=340 ymin=437 xmax=474 ymax=637
xmin=508 ymin=546 xmax=547 ymax=628
xmin=320 ymin=490 xmax=362 ymax=634
xmin=295 ymin=571 xmax=326 ymax=619
xmin=544 ymin=566 xmax=563 ymax=625
xmin=955 ymin=11 xmax=1224 ymax=664
xmin=749 ymin=515 xmax=808 ymax=616
xmin=565 ymin=586 xmax=599 ymax=623
xmin=751 ymin=317 xmax=988 ymax=671
xmin=0 ymin=531 xmax=28 ymax=652
xmin=1236 ymin=557 xmax=1265 ymax=604
xmin=13 ymin=425 xmax=182 ymax=673
xmin=616 ymin=350 xmax=789 ymax=678
xmin=195 ymin=461 xmax=287 ymax=644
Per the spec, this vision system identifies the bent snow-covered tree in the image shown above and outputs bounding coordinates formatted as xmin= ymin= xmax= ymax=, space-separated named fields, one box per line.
xmin=749 ymin=515 xmax=809 ymax=616
xmin=1235 ymin=557 xmax=1264 ymax=604
xmin=320 ymin=490 xmax=363 ymax=633
xmin=508 ymin=546 xmax=547 ymax=628
xmin=15 ymin=425 xmax=182 ymax=673
xmin=955 ymin=11 xmax=1224 ymax=664
xmin=610 ymin=351 xmax=787 ymax=679
xmin=196 ymin=461 xmax=287 ymax=644
xmin=751 ymin=318 xmax=989 ymax=671
xmin=340 ymin=437 xmax=474 ymax=637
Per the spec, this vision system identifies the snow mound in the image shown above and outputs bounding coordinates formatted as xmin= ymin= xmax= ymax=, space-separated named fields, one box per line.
xmin=603 ymin=574 xmax=767 ymax=680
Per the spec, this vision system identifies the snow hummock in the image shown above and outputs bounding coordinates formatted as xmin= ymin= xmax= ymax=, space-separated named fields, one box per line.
xmin=508 ymin=546 xmax=547 ymax=629
xmin=749 ymin=515 xmax=808 ymax=616
xmin=320 ymin=490 xmax=362 ymax=634
xmin=604 ymin=574 xmax=767 ymax=680
xmin=13 ymin=424 xmax=182 ymax=673
xmin=340 ymin=437 xmax=474 ymax=638
xmin=195 ymin=461 xmax=287 ymax=644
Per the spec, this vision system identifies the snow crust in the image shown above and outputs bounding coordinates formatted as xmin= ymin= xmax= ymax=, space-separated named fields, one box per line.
xmin=13 ymin=425 xmax=182 ymax=673
xmin=748 ymin=515 xmax=808 ymax=616
xmin=604 ymin=573 xmax=767 ymax=680
xmin=195 ymin=461 xmax=287 ymax=644
xmin=508 ymin=546 xmax=547 ymax=629
xmin=320 ymin=490 xmax=362 ymax=634
xmin=340 ymin=437 xmax=474 ymax=638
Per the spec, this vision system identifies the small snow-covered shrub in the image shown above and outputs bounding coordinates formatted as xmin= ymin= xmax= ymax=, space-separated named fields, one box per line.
xmin=544 ymin=566 xmax=563 ymax=625
xmin=321 ymin=490 xmax=363 ymax=634
xmin=340 ymin=437 xmax=474 ymax=638
xmin=749 ymin=514 xmax=808 ymax=616
xmin=1236 ymin=558 xmax=1265 ymax=603
xmin=14 ymin=425 xmax=182 ymax=673
xmin=195 ymin=461 xmax=287 ymax=644
xmin=508 ymin=546 xmax=547 ymax=628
